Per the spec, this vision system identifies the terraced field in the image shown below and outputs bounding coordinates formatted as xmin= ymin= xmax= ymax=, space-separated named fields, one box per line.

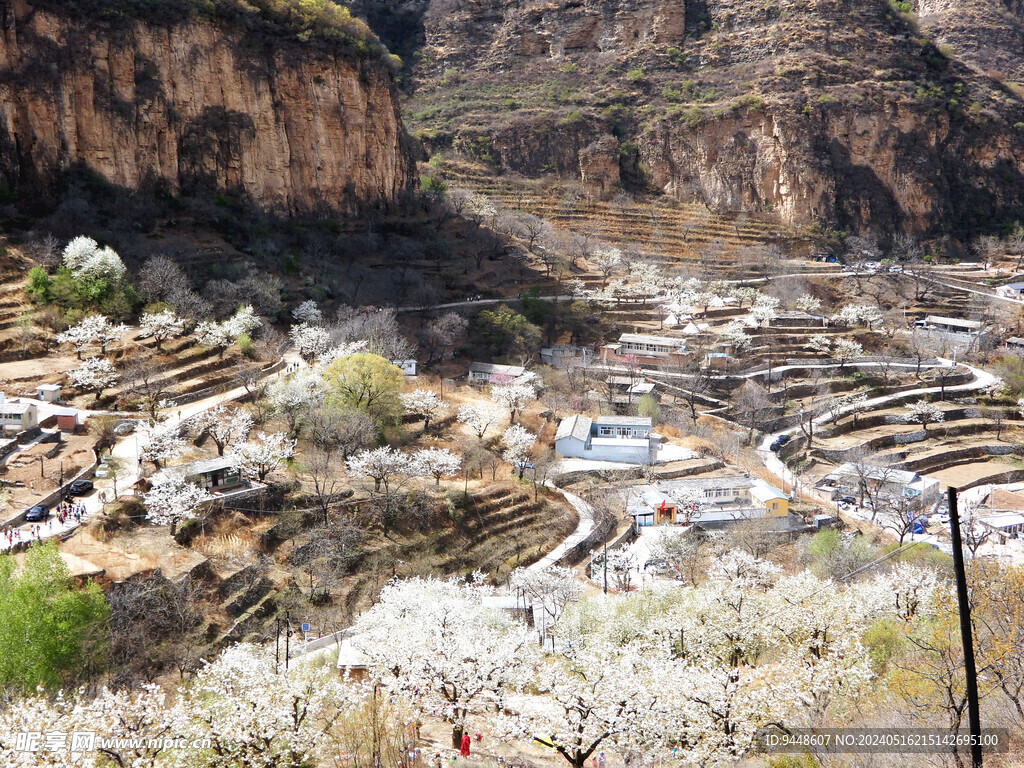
xmin=326 ymin=483 xmax=579 ymax=623
xmin=437 ymin=162 xmax=829 ymax=274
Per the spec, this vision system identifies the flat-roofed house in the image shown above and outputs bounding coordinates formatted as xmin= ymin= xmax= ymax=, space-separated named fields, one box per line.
xmin=555 ymin=415 xmax=654 ymax=464
xmin=468 ymin=362 xmax=529 ymax=385
xmin=0 ymin=397 xmax=37 ymax=433
xmin=167 ymin=457 xmax=245 ymax=493
xmin=601 ymin=333 xmax=689 ymax=366
xmin=924 ymin=315 xmax=984 ymax=335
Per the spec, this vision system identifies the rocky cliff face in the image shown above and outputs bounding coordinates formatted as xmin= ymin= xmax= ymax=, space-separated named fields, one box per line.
xmin=403 ymin=0 xmax=1024 ymax=239
xmin=0 ymin=0 xmax=415 ymax=215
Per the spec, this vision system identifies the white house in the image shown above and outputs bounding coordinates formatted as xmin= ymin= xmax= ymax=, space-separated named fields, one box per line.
xmin=818 ymin=463 xmax=940 ymax=510
xmin=0 ymin=396 xmax=38 ymax=433
xmin=540 ymin=345 xmax=596 ymax=366
xmin=34 ymin=384 xmax=62 ymax=403
xmin=555 ymin=415 xmax=654 ymax=464
xmin=999 ymin=282 xmax=1024 ymax=298
xmin=468 ymin=362 xmax=529 ymax=385
xmin=392 ymin=359 xmax=417 ymax=376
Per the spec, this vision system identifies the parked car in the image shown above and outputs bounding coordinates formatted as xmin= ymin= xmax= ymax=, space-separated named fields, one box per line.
xmin=24 ymin=505 xmax=48 ymax=522
xmin=838 ymin=496 xmax=857 ymax=505
xmin=113 ymin=421 xmax=137 ymax=436
xmin=770 ymin=434 xmax=792 ymax=452
xmin=68 ymin=480 xmax=94 ymax=496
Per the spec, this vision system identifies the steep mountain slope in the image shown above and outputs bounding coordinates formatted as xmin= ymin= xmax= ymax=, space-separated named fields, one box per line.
xmin=0 ymin=0 xmax=415 ymax=215
xmin=392 ymin=0 xmax=1024 ymax=239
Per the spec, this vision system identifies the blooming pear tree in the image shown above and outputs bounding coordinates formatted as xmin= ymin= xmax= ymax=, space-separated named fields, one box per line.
xmin=401 ymin=389 xmax=449 ymax=432
xmin=795 ymin=294 xmax=823 ymax=315
xmin=140 ymin=309 xmax=184 ymax=351
xmin=189 ymin=404 xmax=253 ymax=456
xmin=831 ymin=337 xmax=864 ymax=368
xmin=224 ymin=305 xmax=261 ymax=337
xmin=62 ymin=236 xmax=127 ymax=282
xmin=143 ymin=471 xmax=214 ymax=535
xmin=491 ymin=380 xmax=537 ymax=423
xmin=229 ymin=432 xmax=295 ymax=482
xmin=0 ymin=644 xmax=361 ymax=768
xmin=346 ymin=446 xmax=418 ymax=494
xmin=193 ymin=320 xmax=234 ymax=357
xmin=268 ymin=368 xmax=327 ymax=436
xmin=591 ymin=247 xmax=622 ymax=285
xmin=750 ymin=294 xmax=780 ymax=327
xmin=908 ymin=400 xmax=944 ymax=430
xmin=290 ymin=322 xmax=332 ymax=362
xmin=56 ymin=314 xmax=127 ymax=358
xmin=833 ymin=304 xmax=883 ymax=329
xmin=346 ymin=446 xmax=424 ymax=533
xmin=353 ymin=576 xmax=538 ymax=730
xmin=457 ymin=403 xmax=503 ymax=440
xmin=196 ymin=306 xmax=262 ymax=357
xmin=806 ymin=334 xmax=832 ymax=355
xmin=503 ymin=424 xmax=537 ymax=477
xmin=139 ymin=421 xmax=188 ymax=467
xmin=68 ymin=356 xmax=118 ymax=398
xmin=291 ymin=299 xmax=323 ymax=325
xmin=412 ymin=447 xmax=462 ymax=486
xmin=720 ymin=320 xmax=751 ymax=351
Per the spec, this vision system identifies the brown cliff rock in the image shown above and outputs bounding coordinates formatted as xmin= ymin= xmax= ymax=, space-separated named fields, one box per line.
xmin=404 ymin=0 xmax=1024 ymax=238
xmin=0 ymin=1 xmax=415 ymax=215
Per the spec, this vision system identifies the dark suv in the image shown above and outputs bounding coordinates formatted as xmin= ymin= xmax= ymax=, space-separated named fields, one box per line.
xmin=68 ymin=480 xmax=94 ymax=496
xmin=24 ymin=505 xmax=48 ymax=522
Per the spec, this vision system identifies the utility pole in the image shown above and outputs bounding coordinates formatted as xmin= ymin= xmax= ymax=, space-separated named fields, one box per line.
xmin=947 ymin=486 xmax=983 ymax=768
xmin=284 ymin=611 xmax=291 ymax=672
xmin=603 ymin=540 xmax=608 ymax=595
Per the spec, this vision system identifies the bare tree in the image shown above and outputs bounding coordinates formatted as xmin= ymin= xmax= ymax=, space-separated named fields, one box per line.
xmin=732 ymin=381 xmax=775 ymax=445
xmin=121 ymin=355 xmax=171 ymax=420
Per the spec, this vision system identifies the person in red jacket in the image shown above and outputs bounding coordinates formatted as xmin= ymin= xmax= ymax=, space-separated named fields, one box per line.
xmin=460 ymin=733 xmax=471 ymax=757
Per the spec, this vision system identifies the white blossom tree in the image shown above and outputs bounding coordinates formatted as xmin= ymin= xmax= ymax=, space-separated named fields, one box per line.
xmin=503 ymin=424 xmax=537 ymax=477
xmin=229 ymin=432 xmax=295 ymax=482
xmin=834 ymin=304 xmax=883 ymax=329
xmin=401 ymin=389 xmax=449 ymax=433
xmin=56 ymin=314 xmax=127 ymax=358
xmin=68 ymin=356 xmax=118 ymax=398
xmin=139 ymin=421 xmax=188 ymax=467
xmin=62 ymin=236 xmax=126 ymax=282
xmin=345 ymin=446 xmax=418 ymax=494
xmin=346 ymin=446 xmax=422 ymax=535
xmin=831 ymin=337 xmax=864 ymax=368
xmin=720 ymin=320 xmax=751 ymax=351
xmin=290 ymin=322 xmax=332 ymax=362
xmin=291 ymin=299 xmax=323 ymax=325
xmin=491 ymin=380 xmax=537 ymax=423
xmin=352 ymin=576 xmax=538 ymax=733
xmin=412 ymin=447 xmax=462 ymax=486
xmin=0 ymin=643 xmax=361 ymax=768
xmin=457 ymin=403 xmax=503 ymax=440
xmin=908 ymin=400 xmax=944 ymax=430
xmin=224 ymin=305 xmax=261 ymax=337
xmin=795 ymin=294 xmax=823 ymax=315
xmin=194 ymin=320 xmax=234 ymax=357
xmin=750 ymin=294 xmax=780 ymax=327
xmin=189 ymin=404 xmax=253 ymax=456
xmin=267 ymin=368 xmax=327 ymax=436
xmin=591 ymin=247 xmax=622 ymax=285
xmin=140 ymin=309 xmax=184 ymax=351
xmin=143 ymin=470 xmax=214 ymax=535
xmin=806 ymin=334 xmax=832 ymax=355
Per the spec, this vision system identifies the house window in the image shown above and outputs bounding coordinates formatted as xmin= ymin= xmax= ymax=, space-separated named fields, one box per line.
xmin=599 ymin=427 xmax=614 ymax=436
